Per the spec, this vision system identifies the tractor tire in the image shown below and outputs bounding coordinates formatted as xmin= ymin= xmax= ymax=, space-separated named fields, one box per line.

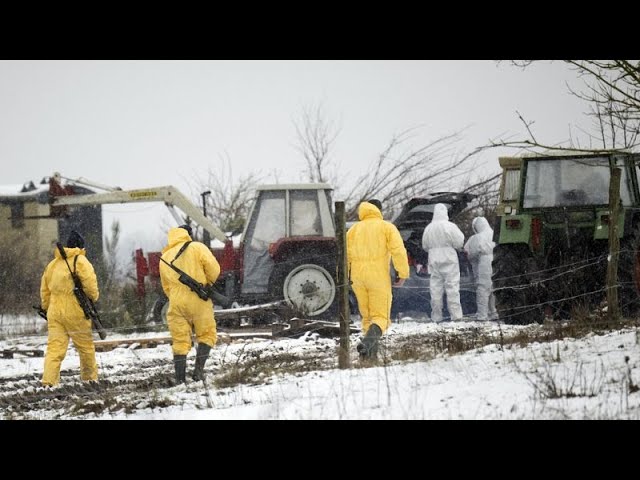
xmin=269 ymin=256 xmax=338 ymax=320
xmin=492 ymin=244 xmax=543 ymax=324
xmin=618 ymin=222 xmax=640 ymax=318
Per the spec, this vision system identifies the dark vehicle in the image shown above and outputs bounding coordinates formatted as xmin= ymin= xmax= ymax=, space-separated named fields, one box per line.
xmin=390 ymin=192 xmax=478 ymax=320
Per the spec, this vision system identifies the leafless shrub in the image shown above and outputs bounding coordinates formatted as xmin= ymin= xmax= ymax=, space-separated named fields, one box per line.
xmin=214 ymin=350 xmax=328 ymax=389
xmin=522 ymin=360 xmax=606 ymax=400
xmin=0 ymin=230 xmax=42 ymax=314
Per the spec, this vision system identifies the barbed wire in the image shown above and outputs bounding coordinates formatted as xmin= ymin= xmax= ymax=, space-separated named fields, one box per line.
xmin=3 ymin=241 xmax=640 ymax=346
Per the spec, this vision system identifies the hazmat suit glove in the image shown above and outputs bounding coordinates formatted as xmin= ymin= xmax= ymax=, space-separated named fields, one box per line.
xmin=415 ymin=264 xmax=428 ymax=277
xmin=33 ymin=306 xmax=47 ymax=321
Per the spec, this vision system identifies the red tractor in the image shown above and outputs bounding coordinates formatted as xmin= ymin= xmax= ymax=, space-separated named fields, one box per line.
xmin=50 ymin=179 xmax=340 ymax=323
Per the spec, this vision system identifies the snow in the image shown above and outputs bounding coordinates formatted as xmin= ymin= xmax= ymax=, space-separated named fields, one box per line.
xmin=1 ymin=314 xmax=639 ymax=419
xmin=0 ymin=183 xmax=48 ymax=196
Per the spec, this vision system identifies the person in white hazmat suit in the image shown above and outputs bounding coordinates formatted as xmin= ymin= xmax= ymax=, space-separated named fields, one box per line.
xmin=464 ymin=216 xmax=499 ymax=321
xmin=421 ymin=203 xmax=465 ymax=322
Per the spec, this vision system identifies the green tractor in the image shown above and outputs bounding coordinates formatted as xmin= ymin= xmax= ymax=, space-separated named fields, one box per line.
xmin=492 ymin=152 xmax=640 ymax=324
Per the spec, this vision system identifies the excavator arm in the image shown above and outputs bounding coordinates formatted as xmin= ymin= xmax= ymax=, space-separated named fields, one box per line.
xmin=50 ymin=185 xmax=228 ymax=244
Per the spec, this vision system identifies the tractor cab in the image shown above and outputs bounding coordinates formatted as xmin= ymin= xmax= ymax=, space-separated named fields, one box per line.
xmin=239 ymin=184 xmax=338 ymax=317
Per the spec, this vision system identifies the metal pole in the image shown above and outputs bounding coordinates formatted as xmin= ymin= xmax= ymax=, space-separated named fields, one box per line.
xmin=335 ymin=201 xmax=351 ymax=369
xmin=201 ymin=190 xmax=211 ymax=247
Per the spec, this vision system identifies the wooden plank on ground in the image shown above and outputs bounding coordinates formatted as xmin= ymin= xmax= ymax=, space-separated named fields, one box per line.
xmin=272 ymin=318 xmax=361 ymax=338
xmin=215 ymin=301 xmax=283 ymax=320
xmin=94 ymin=331 xmax=273 ymax=351
xmin=1 ymin=349 xmax=45 ymax=359
xmin=94 ymin=336 xmax=173 ymax=352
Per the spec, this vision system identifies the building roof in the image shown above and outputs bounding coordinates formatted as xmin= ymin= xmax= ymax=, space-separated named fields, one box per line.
xmin=0 ymin=177 xmax=96 ymax=203
xmin=0 ymin=180 xmax=50 ymax=203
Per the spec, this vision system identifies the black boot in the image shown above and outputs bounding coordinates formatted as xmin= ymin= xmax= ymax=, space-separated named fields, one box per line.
xmin=173 ymin=354 xmax=187 ymax=385
xmin=192 ymin=343 xmax=212 ymax=381
xmin=357 ymin=324 xmax=382 ymax=360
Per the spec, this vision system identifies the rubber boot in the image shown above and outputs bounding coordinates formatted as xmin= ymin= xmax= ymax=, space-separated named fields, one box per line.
xmin=357 ymin=324 xmax=382 ymax=360
xmin=173 ymin=354 xmax=187 ymax=385
xmin=192 ymin=343 xmax=212 ymax=381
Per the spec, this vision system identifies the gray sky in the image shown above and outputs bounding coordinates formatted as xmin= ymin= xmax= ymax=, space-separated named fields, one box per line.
xmin=0 ymin=60 xmax=589 ymax=258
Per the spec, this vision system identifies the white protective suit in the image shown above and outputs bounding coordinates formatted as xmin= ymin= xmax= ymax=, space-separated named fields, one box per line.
xmin=464 ymin=216 xmax=498 ymax=321
xmin=422 ymin=203 xmax=465 ymax=322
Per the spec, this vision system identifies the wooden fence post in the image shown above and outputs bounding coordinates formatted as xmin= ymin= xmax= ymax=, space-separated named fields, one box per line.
xmin=607 ymin=167 xmax=621 ymax=323
xmin=335 ymin=201 xmax=351 ymax=369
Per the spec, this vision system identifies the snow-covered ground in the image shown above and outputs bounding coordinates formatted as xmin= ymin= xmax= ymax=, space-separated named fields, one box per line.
xmin=1 ymin=314 xmax=639 ymax=420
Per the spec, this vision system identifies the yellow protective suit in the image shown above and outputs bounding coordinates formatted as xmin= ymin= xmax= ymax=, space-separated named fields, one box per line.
xmin=347 ymin=202 xmax=410 ymax=334
xmin=159 ymin=227 xmax=221 ymax=356
xmin=40 ymin=247 xmax=99 ymax=386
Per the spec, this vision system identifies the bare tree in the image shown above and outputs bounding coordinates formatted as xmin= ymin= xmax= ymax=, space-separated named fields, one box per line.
xmin=564 ymin=60 xmax=640 ymax=150
xmin=191 ymin=151 xmax=263 ymax=234
xmin=458 ymin=173 xmax=501 ymax=237
xmin=340 ymin=128 xmax=501 ymax=220
xmin=103 ymin=220 xmax=122 ymax=288
xmin=293 ymin=104 xmax=503 ymax=221
xmin=293 ymin=103 xmax=341 ymax=184
xmin=96 ymin=220 xmax=134 ymax=329
xmin=0 ymin=230 xmax=41 ymax=314
xmin=501 ymin=60 xmax=640 ymax=152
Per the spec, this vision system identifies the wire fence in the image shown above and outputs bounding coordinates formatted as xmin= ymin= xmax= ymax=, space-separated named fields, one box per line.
xmin=2 ymin=244 xmax=638 ymax=340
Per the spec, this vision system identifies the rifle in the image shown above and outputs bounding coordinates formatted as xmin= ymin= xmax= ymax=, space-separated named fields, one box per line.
xmin=56 ymin=242 xmax=108 ymax=340
xmin=160 ymin=244 xmax=233 ymax=308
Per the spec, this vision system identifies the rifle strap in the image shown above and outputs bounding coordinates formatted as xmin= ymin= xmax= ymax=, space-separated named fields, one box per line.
xmin=171 ymin=241 xmax=192 ymax=265
xmin=56 ymin=242 xmax=75 ymax=279
xmin=71 ymin=254 xmax=87 ymax=297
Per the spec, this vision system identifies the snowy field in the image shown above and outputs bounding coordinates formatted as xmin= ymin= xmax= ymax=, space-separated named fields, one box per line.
xmin=1 ymin=314 xmax=639 ymax=420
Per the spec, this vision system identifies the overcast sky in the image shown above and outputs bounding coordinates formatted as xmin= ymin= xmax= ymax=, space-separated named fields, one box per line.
xmin=0 ymin=60 xmax=589 ymax=258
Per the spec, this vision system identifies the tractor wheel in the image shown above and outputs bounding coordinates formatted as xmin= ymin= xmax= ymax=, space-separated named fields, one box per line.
xmin=492 ymin=244 xmax=543 ymax=324
xmin=618 ymin=223 xmax=640 ymax=318
xmin=270 ymin=256 xmax=338 ymax=320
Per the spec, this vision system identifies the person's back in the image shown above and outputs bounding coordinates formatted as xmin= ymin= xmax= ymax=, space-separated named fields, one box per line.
xmin=464 ymin=216 xmax=495 ymax=273
xmin=464 ymin=216 xmax=497 ymax=321
xmin=347 ymin=200 xmax=409 ymax=360
xmin=421 ymin=203 xmax=464 ymax=322
xmin=348 ymin=208 xmax=404 ymax=276
xmin=422 ymin=204 xmax=464 ymax=265
xmin=160 ymin=227 xmax=220 ymax=301
xmin=40 ymin=230 xmax=99 ymax=386
xmin=159 ymin=225 xmax=221 ymax=384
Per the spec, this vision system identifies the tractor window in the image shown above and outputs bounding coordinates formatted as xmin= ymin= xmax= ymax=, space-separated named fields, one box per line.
xmin=290 ymin=190 xmax=321 ymax=236
xmin=503 ymin=169 xmax=520 ymax=201
xmin=523 ymin=157 xmax=631 ymax=208
xmin=247 ymin=191 xmax=285 ymax=249
xmin=324 ymin=189 xmax=333 ymax=211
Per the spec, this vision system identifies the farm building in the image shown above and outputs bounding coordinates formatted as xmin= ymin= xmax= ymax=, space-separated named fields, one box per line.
xmin=0 ymin=176 xmax=103 ymax=271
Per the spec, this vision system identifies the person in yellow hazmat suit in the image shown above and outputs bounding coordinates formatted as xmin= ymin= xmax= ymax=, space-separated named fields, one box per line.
xmin=159 ymin=224 xmax=221 ymax=384
xmin=347 ymin=200 xmax=409 ymax=361
xmin=40 ymin=230 xmax=99 ymax=386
